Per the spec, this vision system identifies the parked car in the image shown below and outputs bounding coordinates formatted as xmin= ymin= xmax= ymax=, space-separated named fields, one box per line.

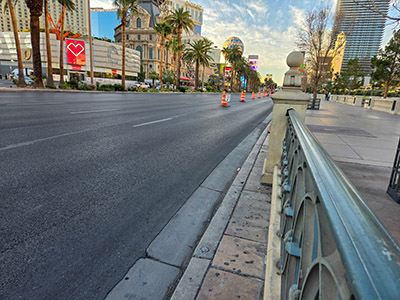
xmin=138 ymin=82 xmax=150 ymax=88
xmin=24 ymin=77 xmax=34 ymax=85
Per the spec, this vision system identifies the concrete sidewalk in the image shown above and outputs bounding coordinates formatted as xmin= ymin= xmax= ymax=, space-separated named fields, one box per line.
xmin=306 ymin=99 xmax=400 ymax=243
xmin=170 ymin=98 xmax=400 ymax=300
xmin=171 ymin=124 xmax=272 ymax=300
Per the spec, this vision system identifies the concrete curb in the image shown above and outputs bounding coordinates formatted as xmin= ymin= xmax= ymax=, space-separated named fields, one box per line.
xmin=170 ymin=118 xmax=272 ymax=300
xmin=0 ymin=87 xmax=225 ymax=95
xmin=263 ymin=166 xmax=282 ymax=300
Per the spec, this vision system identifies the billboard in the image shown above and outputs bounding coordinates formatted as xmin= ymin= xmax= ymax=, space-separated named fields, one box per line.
xmin=248 ymin=55 xmax=258 ymax=71
xmin=66 ymin=39 xmax=86 ymax=65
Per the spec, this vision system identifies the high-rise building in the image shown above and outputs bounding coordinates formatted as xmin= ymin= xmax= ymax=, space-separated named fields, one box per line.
xmin=334 ymin=0 xmax=389 ymax=74
xmin=0 ymin=0 xmax=89 ymax=35
xmin=91 ymin=8 xmax=118 ymax=41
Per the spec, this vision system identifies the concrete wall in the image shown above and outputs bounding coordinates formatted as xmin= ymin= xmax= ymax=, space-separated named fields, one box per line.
xmin=330 ymin=94 xmax=400 ymax=115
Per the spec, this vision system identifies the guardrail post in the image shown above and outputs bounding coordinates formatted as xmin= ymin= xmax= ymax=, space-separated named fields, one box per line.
xmin=261 ymin=52 xmax=310 ymax=184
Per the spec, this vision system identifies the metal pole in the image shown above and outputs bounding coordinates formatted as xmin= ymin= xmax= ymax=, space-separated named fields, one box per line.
xmin=87 ymin=0 xmax=94 ymax=86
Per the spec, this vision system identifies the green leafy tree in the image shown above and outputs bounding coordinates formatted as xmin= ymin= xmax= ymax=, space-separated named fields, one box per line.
xmin=114 ymin=0 xmax=140 ymax=90
xmin=154 ymin=22 xmax=172 ymax=88
xmin=148 ymin=70 xmax=158 ymax=87
xmin=371 ymin=29 xmax=400 ymax=98
xmin=1 ymin=0 xmax=26 ymax=86
xmin=165 ymin=8 xmax=194 ymax=89
xmin=57 ymin=0 xmax=75 ymax=85
xmin=25 ymin=0 xmax=44 ymax=87
xmin=334 ymin=58 xmax=364 ymax=93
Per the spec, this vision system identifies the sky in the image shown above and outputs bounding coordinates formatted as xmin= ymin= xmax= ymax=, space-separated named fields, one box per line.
xmin=91 ymin=0 xmax=397 ymax=85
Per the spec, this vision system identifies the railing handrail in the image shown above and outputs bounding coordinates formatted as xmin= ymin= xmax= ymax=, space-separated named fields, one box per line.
xmin=287 ymin=109 xmax=400 ymax=299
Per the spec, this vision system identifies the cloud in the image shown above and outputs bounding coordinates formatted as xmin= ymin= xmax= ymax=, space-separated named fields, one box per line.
xmin=201 ymin=1 xmax=301 ymax=85
xmin=90 ymin=0 xmax=114 ymax=9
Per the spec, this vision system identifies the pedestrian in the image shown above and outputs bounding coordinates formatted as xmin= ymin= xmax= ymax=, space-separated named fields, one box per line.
xmin=327 ymin=91 xmax=331 ymax=101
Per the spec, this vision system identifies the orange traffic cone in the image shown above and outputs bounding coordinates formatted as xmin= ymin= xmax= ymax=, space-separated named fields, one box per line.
xmin=263 ymin=92 xmax=266 ymax=98
xmin=258 ymin=92 xmax=261 ymax=99
xmin=251 ymin=92 xmax=255 ymax=99
xmin=221 ymin=91 xmax=229 ymax=107
xmin=240 ymin=91 xmax=246 ymax=102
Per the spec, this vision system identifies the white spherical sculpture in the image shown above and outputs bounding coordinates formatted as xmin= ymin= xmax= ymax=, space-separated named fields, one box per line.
xmin=286 ymin=51 xmax=304 ymax=68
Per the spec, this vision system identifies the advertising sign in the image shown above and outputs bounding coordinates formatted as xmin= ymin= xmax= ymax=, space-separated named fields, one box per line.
xmin=248 ymin=55 xmax=258 ymax=72
xmin=66 ymin=39 xmax=86 ymax=65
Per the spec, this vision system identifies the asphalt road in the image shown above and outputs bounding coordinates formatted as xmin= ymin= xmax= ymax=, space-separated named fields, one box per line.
xmin=0 ymin=91 xmax=273 ymax=300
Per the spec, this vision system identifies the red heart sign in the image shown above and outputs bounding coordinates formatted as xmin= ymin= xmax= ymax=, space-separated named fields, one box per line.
xmin=66 ymin=39 xmax=86 ymax=66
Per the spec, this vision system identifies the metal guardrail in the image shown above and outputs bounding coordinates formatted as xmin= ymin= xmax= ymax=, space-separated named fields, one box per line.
xmin=278 ymin=109 xmax=400 ymax=300
xmin=387 ymin=137 xmax=400 ymax=204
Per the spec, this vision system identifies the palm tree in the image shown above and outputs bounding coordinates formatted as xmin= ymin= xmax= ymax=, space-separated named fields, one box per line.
xmin=164 ymin=39 xmax=172 ymax=70
xmin=223 ymin=45 xmax=242 ymax=91
xmin=170 ymin=38 xmax=184 ymax=87
xmin=148 ymin=70 xmax=158 ymax=87
xmin=25 ymin=0 xmax=44 ymax=87
xmin=1 ymin=0 xmax=26 ymax=87
xmin=183 ymin=40 xmax=204 ymax=89
xmin=165 ymin=8 xmax=194 ymax=89
xmin=200 ymin=38 xmax=213 ymax=90
xmin=154 ymin=22 xmax=172 ymax=88
xmin=44 ymin=0 xmax=53 ymax=86
xmin=163 ymin=69 xmax=174 ymax=89
xmin=114 ymin=0 xmax=140 ymax=90
xmin=208 ymin=74 xmax=222 ymax=91
xmin=58 ymin=0 xmax=75 ymax=85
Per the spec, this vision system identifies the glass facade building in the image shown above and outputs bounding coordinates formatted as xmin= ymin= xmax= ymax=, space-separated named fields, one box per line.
xmin=335 ymin=0 xmax=389 ymax=74
xmin=91 ymin=9 xmax=119 ymax=41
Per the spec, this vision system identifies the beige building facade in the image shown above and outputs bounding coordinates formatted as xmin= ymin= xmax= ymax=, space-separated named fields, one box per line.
xmin=0 ymin=32 xmax=140 ymax=80
xmin=0 ymin=0 xmax=88 ymax=35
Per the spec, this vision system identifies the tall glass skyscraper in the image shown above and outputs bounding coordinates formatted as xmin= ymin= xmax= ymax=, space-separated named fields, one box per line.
xmin=335 ymin=0 xmax=389 ymax=74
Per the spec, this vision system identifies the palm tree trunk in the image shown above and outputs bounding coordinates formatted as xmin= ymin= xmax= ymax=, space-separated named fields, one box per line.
xmin=8 ymin=0 xmax=26 ymax=87
xmin=230 ymin=62 xmax=235 ymax=91
xmin=122 ymin=11 xmax=126 ymax=90
xmin=30 ymin=10 xmax=44 ymax=88
xmin=173 ymin=53 xmax=176 ymax=86
xmin=201 ymin=64 xmax=205 ymax=90
xmin=44 ymin=0 xmax=54 ymax=87
xmin=176 ymin=27 xmax=182 ymax=89
xmin=159 ymin=37 xmax=164 ymax=87
xmin=194 ymin=60 xmax=199 ymax=89
xmin=59 ymin=6 xmax=65 ymax=85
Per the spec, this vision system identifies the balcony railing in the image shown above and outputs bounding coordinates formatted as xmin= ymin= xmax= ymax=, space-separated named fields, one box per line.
xmin=277 ymin=109 xmax=400 ymax=299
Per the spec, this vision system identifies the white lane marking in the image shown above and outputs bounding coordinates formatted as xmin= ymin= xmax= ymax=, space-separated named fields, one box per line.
xmin=70 ymin=109 xmax=118 ymax=114
xmin=0 ymin=128 xmax=91 ymax=152
xmin=133 ymin=117 xmax=173 ymax=128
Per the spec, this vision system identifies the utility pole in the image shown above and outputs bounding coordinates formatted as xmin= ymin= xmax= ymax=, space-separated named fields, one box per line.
xmin=88 ymin=0 xmax=95 ymax=87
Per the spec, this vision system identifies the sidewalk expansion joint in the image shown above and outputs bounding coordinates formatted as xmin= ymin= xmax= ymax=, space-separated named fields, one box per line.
xmin=200 ymin=186 xmax=224 ymax=194
xmin=223 ymin=232 xmax=269 ymax=244
xmin=143 ymin=255 xmax=182 ymax=270
xmin=210 ymin=265 xmax=265 ymax=281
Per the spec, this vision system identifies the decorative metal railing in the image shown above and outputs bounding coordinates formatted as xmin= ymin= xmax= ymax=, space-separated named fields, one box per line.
xmin=278 ymin=109 xmax=400 ymax=300
xmin=387 ymin=137 xmax=400 ymax=204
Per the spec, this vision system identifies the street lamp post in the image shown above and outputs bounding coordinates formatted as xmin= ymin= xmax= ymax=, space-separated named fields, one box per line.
xmin=87 ymin=0 xmax=95 ymax=87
